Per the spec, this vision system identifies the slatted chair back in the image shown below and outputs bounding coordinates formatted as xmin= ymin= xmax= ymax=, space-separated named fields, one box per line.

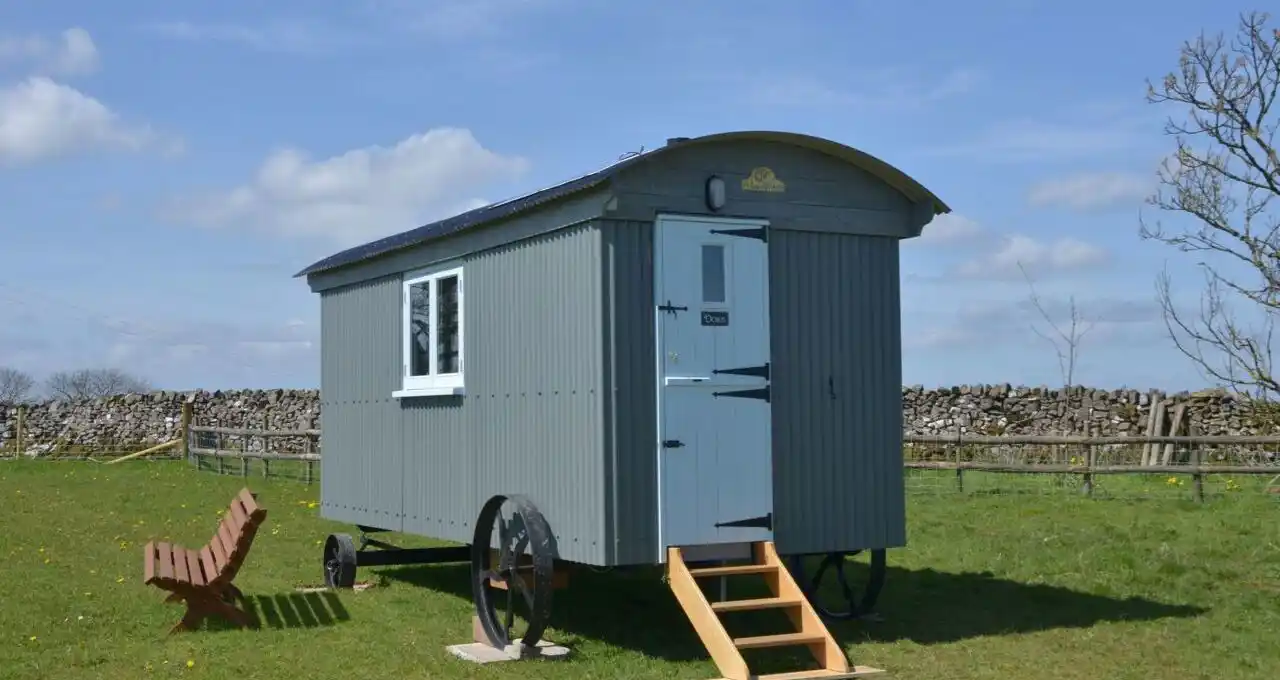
xmin=204 ymin=489 xmax=267 ymax=586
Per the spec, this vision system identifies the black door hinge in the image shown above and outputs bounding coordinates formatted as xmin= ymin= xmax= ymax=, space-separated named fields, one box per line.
xmin=661 ymin=440 xmax=685 ymax=448
xmin=716 ymin=512 xmax=773 ymax=530
xmin=712 ymin=386 xmax=770 ymax=403
xmin=710 ymin=227 xmax=767 ymax=243
xmin=712 ymin=362 xmax=770 ymax=380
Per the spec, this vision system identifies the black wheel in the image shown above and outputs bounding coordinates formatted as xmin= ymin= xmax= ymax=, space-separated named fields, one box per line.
xmin=323 ymin=533 xmax=358 ymax=588
xmin=786 ymin=549 xmax=886 ymax=621
xmin=470 ymin=494 xmax=554 ymax=649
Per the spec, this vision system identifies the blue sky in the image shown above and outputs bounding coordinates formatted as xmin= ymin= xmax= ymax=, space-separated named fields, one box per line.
xmin=0 ymin=0 xmax=1263 ymax=392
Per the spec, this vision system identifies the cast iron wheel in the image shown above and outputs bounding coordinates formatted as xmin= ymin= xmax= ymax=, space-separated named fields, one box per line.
xmin=323 ymin=533 xmax=358 ymax=589
xmin=470 ymin=494 xmax=554 ymax=649
xmin=786 ymin=549 xmax=886 ymax=621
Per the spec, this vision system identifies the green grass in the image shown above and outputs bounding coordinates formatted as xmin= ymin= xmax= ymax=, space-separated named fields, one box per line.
xmin=1 ymin=462 xmax=1277 ymax=680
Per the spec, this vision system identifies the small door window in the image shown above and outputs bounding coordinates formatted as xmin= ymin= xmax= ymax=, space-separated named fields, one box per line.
xmin=701 ymin=244 xmax=726 ymax=303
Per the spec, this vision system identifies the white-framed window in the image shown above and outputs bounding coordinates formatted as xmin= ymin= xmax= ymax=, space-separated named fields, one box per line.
xmin=393 ymin=264 xmax=465 ymax=398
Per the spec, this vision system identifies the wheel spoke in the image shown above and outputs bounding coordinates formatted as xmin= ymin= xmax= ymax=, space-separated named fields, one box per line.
xmin=503 ymin=580 xmax=516 ymax=638
xmin=509 ymin=567 xmax=536 ymax=609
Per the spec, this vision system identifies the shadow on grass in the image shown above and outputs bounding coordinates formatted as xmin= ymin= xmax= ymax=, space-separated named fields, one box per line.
xmin=378 ymin=561 xmax=1206 ymax=659
xmin=196 ymin=591 xmax=352 ymax=632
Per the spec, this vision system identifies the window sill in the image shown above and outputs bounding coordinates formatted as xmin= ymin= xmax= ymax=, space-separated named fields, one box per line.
xmin=392 ymin=386 xmax=465 ymax=399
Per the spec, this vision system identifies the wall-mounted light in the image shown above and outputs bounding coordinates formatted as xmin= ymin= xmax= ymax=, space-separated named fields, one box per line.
xmin=705 ymin=175 xmax=726 ymax=212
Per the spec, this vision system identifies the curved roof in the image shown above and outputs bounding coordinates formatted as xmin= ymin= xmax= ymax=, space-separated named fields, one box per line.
xmin=295 ymin=130 xmax=950 ymax=278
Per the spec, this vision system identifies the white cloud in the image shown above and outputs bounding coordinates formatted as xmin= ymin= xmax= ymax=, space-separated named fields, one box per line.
xmin=162 ymin=127 xmax=530 ymax=246
xmin=956 ymin=234 xmax=1107 ymax=279
xmin=0 ymin=77 xmax=176 ymax=165
xmin=743 ymin=67 xmax=982 ymax=111
xmin=922 ymin=104 xmax=1157 ymax=163
xmin=1027 ymin=171 xmax=1151 ymax=212
xmin=376 ymin=0 xmax=560 ymax=39
xmin=912 ymin=213 xmax=985 ymax=246
xmin=0 ymin=27 xmax=99 ymax=76
xmin=138 ymin=20 xmax=356 ymax=54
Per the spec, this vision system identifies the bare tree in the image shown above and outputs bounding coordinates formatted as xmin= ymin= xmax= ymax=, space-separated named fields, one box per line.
xmin=1140 ymin=11 xmax=1280 ymax=401
xmin=0 ymin=367 xmax=35 ymax=403
xmin=1018 ymin=262 xmax=1096 ymax=386
xmin=45 ymin=368 xmax=153 ymax=400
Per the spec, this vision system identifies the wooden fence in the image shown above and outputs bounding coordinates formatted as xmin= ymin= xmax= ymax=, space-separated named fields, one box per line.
xmin=904 ymin=431 xmax=1280 ymax=501
xmin=185 ymin=421 xmax=321 ymax=484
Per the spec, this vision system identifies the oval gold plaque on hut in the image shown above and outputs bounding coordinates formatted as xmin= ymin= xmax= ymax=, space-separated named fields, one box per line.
xmin=742 ymin=166 xmax=786 ymax=193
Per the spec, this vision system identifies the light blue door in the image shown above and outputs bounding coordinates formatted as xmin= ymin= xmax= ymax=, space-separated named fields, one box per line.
xmin=654 ymin=214 xmax=773 ymax=555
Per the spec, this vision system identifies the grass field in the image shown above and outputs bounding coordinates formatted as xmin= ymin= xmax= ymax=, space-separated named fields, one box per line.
xmin=1 ymin=461 xmax=1277 ymax=680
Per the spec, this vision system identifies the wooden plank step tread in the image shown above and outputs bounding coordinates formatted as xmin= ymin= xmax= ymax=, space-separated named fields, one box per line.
xmin=710 ymin=596 xmax=802 ymax=613
xmin=687 ymin=564 xmax=775 ymax=578
xmin=733 ymin=632 xmax=828 ymax=649
xmin=752 ymin=667 xmax=887 ymax=680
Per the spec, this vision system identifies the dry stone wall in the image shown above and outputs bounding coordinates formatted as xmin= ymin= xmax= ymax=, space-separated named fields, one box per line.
xmin=0 ymin=385 xmax=1273 ymax=453
xmin=901 ymin=384 xmax=1274 ymax=437
xmin=0 ymin=390 xmax=320 ymax=451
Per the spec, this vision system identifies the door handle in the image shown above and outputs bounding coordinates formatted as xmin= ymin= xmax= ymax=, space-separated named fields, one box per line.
xmin=664 ymin=376 xmax=710 ymax=385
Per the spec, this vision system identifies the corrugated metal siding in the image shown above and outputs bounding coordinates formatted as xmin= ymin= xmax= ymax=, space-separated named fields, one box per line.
xmin=319 ymin=275 xmax=406 ymax=531
xmin=401 ymin=398 xmax=469 ymax=540
xmin=318 ymin=224 xmax=610 ymax=564
xmin=464 ymin=224 xmax=607 ymax=563
xmin=599 ymin=219 xmax=658 ymax=565
xmin=770 ymin=231 xmax=906 ymax=553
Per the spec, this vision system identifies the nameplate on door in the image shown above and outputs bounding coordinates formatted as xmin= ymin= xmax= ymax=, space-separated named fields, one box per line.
xmin=701 ymin=311 xmax=729 ymax=327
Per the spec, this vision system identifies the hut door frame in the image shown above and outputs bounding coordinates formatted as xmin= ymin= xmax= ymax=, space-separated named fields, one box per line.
xmin=653 ymin=213 xmax=774 ymax=559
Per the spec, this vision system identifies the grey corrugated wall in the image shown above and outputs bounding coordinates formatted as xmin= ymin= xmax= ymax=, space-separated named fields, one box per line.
xmin=599 ymin=219 xmax=658 ymax=565
xmin=599 ymin=220 xmax=906 ymax=562
xmin=319 ymin=224 xmax=611 ymax=564
xmin=768 ymin=230 xmax=906 ymax=554
xmin=319 ymin=274 xmax=407 ymax=531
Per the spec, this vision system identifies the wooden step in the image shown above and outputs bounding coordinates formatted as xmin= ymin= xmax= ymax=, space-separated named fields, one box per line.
xmin=687 ymin=564 xmax=774 ymax=578
xmin=711 ymin=596 xmax=802 ymax=613
xmin=733 ymin=632 xmax=828 ymax=649
xmin=754 ymin=667 xmax=886 ymax=680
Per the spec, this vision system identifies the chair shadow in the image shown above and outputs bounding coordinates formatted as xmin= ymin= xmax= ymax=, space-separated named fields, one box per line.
xmin=202 ymin=591 xmax=352 ymax=632
xmin=378 ymin=560 xmax=1207 ymax=660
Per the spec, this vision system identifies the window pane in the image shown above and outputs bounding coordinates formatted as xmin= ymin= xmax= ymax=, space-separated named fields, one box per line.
xmin=408 ymin=281 xmax=431 ymax=376
xmin=436 ymin=275 xmax=461 ymax=374
xmin=702 ymin=245 xmax=726 ymax=303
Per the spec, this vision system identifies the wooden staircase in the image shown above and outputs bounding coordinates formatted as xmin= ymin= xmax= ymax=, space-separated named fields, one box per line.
xmin=667 ymin=541 xmax=884 ymax=680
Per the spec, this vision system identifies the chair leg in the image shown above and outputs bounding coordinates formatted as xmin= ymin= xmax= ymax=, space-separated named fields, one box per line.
xmin=167 ymin=592 xmax=254 ymax=633
xmin=169 ymin=600 xmax=209 ymax=634
xmin=220 ymin=583 xmax=245 ymax=603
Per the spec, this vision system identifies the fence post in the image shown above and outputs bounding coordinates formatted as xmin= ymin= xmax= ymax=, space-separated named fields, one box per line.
xmin=179 ymin=399 xmax=193 ymax=462
xmin=304 ymin=434 xmax=314 ymax=485
xmin=954 ymin=431 xmax=964 ymax=493
xmin=1082 ymin=434 xmax=1095 ymax=498
xmin=14 ymin=404 xmax=26 ymax=456
xmin=1190 ymin=423 xmax=1204 ymax=503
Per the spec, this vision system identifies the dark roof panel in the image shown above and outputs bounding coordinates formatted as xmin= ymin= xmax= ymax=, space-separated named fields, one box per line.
xmin=292 ymin=164 xmax=622 ymax=278
xmin=295 ymin=130 xmax=950 ymax=279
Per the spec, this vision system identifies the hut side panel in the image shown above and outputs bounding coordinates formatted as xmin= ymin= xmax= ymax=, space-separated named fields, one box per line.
xmin=769 ymin=231 xmax=906 ymax=553
xmin=401 ymin=398 xmax=470 ymax=540
xmin=319 ymin=275 xmax=407 ymax=531
xmin=599 ymin=219 xmax=659 ymax=565
xmin=464 ymin=224 xmax=610 ymax=564
xmin=319 ymin=225 xmax=612 ymax=562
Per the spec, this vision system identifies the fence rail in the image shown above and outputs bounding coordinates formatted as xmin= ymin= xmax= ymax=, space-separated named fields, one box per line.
xmin=186 ymin=421 xmax=320 ymax=484
xmin=904 ymin=430 xmax=1280 ymax=501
